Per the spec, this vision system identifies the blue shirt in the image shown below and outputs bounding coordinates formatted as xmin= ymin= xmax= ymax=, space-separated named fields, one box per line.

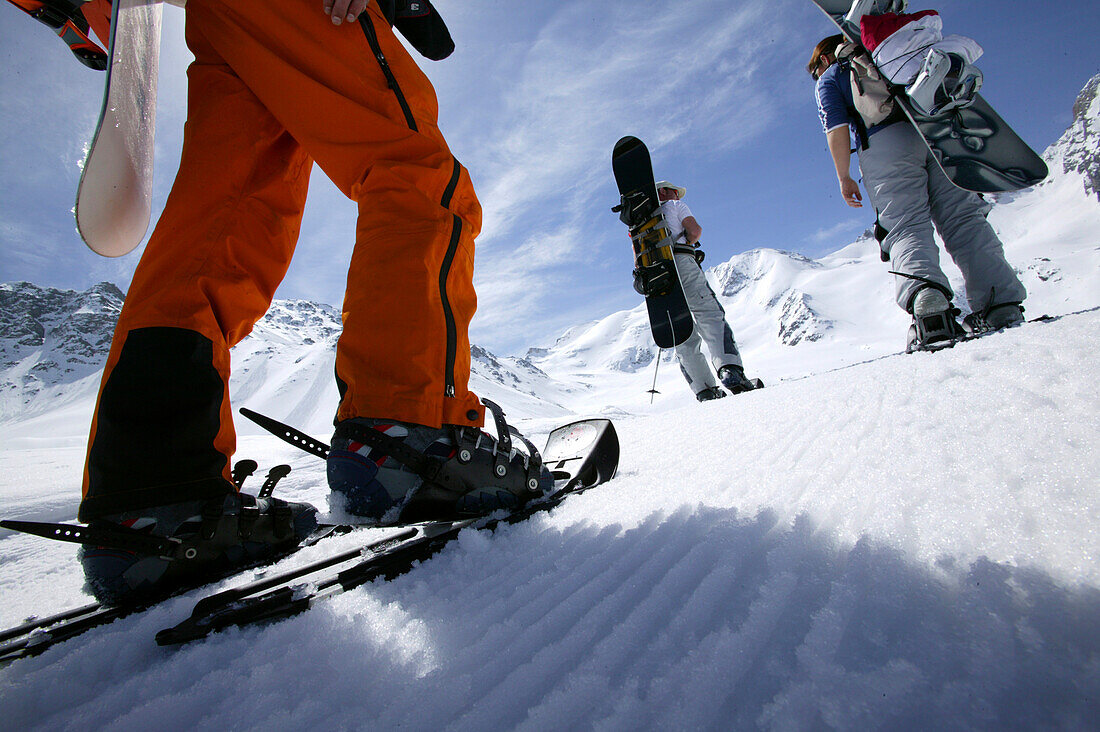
xmin=815 ymin=62 xmax=896 ymax=150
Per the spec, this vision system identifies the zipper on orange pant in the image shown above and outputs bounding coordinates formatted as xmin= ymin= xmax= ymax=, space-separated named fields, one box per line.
xmin=359 ymin=11 xmax=417 ymax=131
xmin=438 ymin=161 xmax=463 ymax=399
xmin=361 ymin=11 xmax=462 ymax=401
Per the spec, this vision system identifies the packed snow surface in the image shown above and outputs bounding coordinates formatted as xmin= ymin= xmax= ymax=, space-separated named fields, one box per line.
xmin=1 ymin=309 xmax=1098 ymax=730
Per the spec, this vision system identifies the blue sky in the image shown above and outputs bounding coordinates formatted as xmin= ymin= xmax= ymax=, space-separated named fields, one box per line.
xmin=1 ymin=0 xmax=1097 ymax=355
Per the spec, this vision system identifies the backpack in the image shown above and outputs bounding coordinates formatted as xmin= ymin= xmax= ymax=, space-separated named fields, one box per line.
xmin=835 ymin=40 xmax=896 ymax=128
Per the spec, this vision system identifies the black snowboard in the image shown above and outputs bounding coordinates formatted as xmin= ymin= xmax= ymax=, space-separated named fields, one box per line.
xmin=809 ymin=0 xmax=1047 ymax=193
xmin=612 ymin=136 xmax=694 ymax=349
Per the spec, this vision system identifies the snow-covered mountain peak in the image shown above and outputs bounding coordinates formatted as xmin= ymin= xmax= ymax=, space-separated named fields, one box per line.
xmin=0 ymin=282 xmax=580 ymax=431
xmin=1044 ymin=72 xmax=1100 ymax=200
xmin=0 ymin=282 xmax=124 ymax=420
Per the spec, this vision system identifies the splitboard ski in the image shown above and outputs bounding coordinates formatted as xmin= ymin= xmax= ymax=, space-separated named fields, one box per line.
xmin=0 ymin=410 xmax=619 ymax=663
xmin=808 ymin=0 xmax=1047 ymax=193
xmin=612 ymin=136 xmax=694 ymax=348
xmin=75 ymin=0 xmax=163 ymax=257
xmin=0 ymin=461 xmax=350 ymax=667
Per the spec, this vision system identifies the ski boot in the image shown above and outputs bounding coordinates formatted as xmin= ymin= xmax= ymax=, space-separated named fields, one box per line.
xmin=963 ymin=302 xmax=1024 ymax=334
xmin=695 ymin=386 xmax=727 ymax=403
xmin=327 ymin=399 xmax=554 ymax=524
xmin=718 ymin=365 xmax=757 ymax=395
xmin=80 ymin=491 xmax=319 ymax=606
xmin=906 ymin=286 xmax=963 ymax=352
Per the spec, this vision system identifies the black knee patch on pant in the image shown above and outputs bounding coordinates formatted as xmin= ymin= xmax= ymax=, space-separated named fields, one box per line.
xmin=82 ymin=327 xmax=232 ymax=521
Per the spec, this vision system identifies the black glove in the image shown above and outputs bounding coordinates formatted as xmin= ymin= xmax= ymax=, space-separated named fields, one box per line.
xmin=378 ymin=0 xmax=455 ymax=60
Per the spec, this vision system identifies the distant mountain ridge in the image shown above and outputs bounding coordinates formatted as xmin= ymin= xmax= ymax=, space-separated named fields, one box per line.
xmin=0 ymin=283 xmax=578 ymax=430
xmin=2 ymin=75 xmax=1097 ymax=427
xmin=0 ymin=282 xmax=123 ymax=419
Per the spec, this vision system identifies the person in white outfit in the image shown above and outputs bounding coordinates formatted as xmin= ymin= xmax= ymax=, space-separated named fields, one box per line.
xmin=655 ymin=182 xmax=756 ymax=401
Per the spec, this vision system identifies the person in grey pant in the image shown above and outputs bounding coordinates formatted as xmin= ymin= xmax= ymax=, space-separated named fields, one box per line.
xmin=656 ymin=182 xmax=756 ymax=401
xmin=809 ymin=34 xmax=1026 ymax=349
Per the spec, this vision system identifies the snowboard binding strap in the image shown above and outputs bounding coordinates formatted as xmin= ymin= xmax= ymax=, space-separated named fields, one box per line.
xmin=613 ymin=190 xmax=654 ymax=229
xmin=8 ymin=0 xmax=108 ymax=70
xmin=0 ymin=461 xmax=298 ymax=559
xmin=1 ymin=495 xmax=302 ymax=562
xmin=333 ymin=399 xmax=545 ymax=520
xmin=0 ymin=519 xmax=178 ymax=557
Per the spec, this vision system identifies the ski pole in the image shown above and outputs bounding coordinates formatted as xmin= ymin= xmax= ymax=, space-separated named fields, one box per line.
xmin=648 ymin=348 xmax=662 ymax=403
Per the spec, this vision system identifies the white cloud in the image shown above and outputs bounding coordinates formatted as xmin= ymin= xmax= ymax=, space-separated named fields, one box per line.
xmin=809 ymin=219 xmax=865 ymax=245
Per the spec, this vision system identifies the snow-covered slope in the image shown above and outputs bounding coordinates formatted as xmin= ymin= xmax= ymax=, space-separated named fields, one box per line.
xmin=0 ymin=308 xmax=1097 ymax=730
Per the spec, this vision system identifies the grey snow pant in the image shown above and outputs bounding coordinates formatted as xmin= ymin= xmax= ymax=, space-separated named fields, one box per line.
xmin=673 ymin=252 xmax=743 ymax=394
xmin=859 ymin=122 xmax=1026 ymax=313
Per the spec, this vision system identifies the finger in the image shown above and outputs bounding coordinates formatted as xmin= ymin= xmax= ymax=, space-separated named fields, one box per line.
xmin=347 ymin=0 xmax=368 ymax=21
xmin=328 ymin=0 xmax=350 ymax=24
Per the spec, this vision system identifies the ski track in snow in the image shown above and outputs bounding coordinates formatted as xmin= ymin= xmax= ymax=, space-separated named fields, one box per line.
xmin=0 ymin=310 xmax=1098 ymax=730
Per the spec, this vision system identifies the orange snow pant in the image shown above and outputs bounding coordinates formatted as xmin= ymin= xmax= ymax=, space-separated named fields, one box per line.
xmin=80 ymin=0 xmax=485 ymax=520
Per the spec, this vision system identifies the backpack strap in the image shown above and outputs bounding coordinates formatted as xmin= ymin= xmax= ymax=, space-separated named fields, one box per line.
xmin=835 ymin=40 xmax=892 ymax=151
xmin=834 ymin=56 xmax=871 ymax=152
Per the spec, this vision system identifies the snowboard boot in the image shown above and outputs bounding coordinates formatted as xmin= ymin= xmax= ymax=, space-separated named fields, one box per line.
xmin=327 ymin=401 xmax=554 ymax=524
xmin=79 ymin=492 xmax=319 ymax=606
xmin=718 ymin=365 xmax=755 ymax=395
xmin=695 ymin=386 xmax=727 ymax=402
xmin=906 ymin=286 xmax=962 ymax=352
xmin=943 ymin=55 xmax=982 ymax=111
xmin=908 ymin=50 xmax=982 ymax=116
xmin=963 ymin=302 xmax=1024 ymax=334
xmin=906 ymin=48 xmax=952 ymax=115
xmin=328 ymin=420 xmax=459 ymax=520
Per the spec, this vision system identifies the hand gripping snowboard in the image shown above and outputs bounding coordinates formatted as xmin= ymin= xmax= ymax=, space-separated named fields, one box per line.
xmin=809 ymin=0 xmax=1047 ymax=193
xmin=75 ymin=0 xmax=166 ymax=257
xmin=612 ymin=136 xmax=694 ymax=348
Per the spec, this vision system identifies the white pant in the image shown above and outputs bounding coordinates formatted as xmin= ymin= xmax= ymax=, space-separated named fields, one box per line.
xmin=672 ymin=252 xmax=743 ymax=393
xmin=859 ymin=123 xmax=1026 ymax=313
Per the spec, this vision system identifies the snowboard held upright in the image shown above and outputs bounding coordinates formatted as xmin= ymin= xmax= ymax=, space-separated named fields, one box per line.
xmin=612 ymin=136 xmax=694 ymax=348
xmin=809 ymin=0 xmax=1047 ymax=194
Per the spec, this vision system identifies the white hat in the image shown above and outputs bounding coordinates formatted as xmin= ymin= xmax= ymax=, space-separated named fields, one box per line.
xmin=655 ymin=181 xmax=686 ymax=198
